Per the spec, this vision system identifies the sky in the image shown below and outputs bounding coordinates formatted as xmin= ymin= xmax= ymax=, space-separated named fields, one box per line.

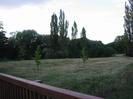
xmin=0 ymin=0 xmax=127 ymax=44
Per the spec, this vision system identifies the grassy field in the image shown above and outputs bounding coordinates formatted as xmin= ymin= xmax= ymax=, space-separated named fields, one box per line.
xmin=0 ymin=55 xmax=133 ymax=99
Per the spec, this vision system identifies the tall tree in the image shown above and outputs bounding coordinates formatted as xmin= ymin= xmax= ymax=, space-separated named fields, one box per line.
xmin=81 ymin=27 xmax=86 ymax=39
xmin=58 ymin=10 xmax=69 ymax=58
xmin=0 ymin=22 xmax=7 ymax=59
xmin=59 ymin=9 xmax=69 ymax=38
xmin=124 ymin=1 xmax=133 ymax=56
xmin=49 ymin=13 xmax=59 ymax=58
xmin=71 ymin=21 xmax=78 ymax=39
xmin=50 ymin=14 xmax=58 ymax=36
xmin=64 ymin=20 xmax=69 ymax=38
xmin=80 ymin=27 xmax=88 ymax=59
xmin=0 ymin=22 xmax=6 ymax=46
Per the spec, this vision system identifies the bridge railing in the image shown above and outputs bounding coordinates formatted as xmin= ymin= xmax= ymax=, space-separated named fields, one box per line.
xmin=0 ymin=73 xmax=103 ymax=99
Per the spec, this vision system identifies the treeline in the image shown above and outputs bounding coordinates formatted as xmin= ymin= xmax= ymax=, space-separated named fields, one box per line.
xmin=107 ymin=0 xmax=133 ymax=57
xmin=106 ymin=35 xmax=126 ymax=54
xmin=0 ymin=10 xmax=119 ymax=60
xmin=1 ymin=1 xmax=133 ymax=61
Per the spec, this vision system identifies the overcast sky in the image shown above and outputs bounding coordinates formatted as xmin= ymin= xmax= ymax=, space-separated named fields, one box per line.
xmin=0 ymin=0 xmax=127 ymax=44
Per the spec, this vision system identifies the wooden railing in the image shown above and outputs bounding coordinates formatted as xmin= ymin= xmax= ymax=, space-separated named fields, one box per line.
xmin=0 ymin=73 xmax=103 ymax=99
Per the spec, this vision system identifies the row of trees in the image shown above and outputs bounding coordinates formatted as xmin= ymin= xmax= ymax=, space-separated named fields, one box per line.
xmin=107 ymin=0 xmax=133 ymax=57
xmin=0 ymin=10 xmax=116 ymax=60
xmin=48 ymin=10 xmax=91 ymax=58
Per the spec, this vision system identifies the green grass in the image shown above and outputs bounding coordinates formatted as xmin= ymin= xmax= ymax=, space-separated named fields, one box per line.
xmin=0 ymin=55 xmax=133 ymax=99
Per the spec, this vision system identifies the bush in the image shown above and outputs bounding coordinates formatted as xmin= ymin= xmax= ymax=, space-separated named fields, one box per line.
xmin=88 ymin=46 xmax=116 ymax=58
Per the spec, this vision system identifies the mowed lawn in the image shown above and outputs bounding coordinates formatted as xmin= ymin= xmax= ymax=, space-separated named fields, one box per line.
xmin=0 ymin=55 xmax=133 ymax=99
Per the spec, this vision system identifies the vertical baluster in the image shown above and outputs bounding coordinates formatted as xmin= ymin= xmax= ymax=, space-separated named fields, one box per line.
xmin=18 ymin=86 xmax=22 ymax=99
xmin=10 ymin=84 xmax=13 ymax=99
xmin=2 ymin=81 xmax=4 ymax=99
xmin=7 ymin=82 xmax=10 ymax=99
xmin=0 ymin=80 xmax=1 ymax=99
xmin=25 ymin=89 xmax=29 ymax=99
xmin=13 ymin=85 xmax=16 ymax=99
xmin=6 ymin=82 xmax=9 ymax=99
xmin=22 ymin=88 xmax=27 ymax=99
xmin=38 ymin=93 xmax=42 ymax=99
xmin=42 ymin=95 xmax=47 ymax=99
xmin=0 ymin=80 xmax=3 ymax=99
xmin=3 ymin=81 xmax=6 ymax=99
xmin=18 ymin=87 xmax=22 ymax=99
xmin=13 ymin=85 xmax=16 ymax=98
xmin=33 ymin=91 xmax=36 ymax=99
xmin=15 ymin=85 xmax=19 ymax=99
xmin=29 ymin=90 xmax=32 ymax=99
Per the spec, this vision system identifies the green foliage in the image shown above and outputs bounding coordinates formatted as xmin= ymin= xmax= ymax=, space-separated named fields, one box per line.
xmin=80 ymin=27 xmax=86 ymax=39
xmin=58 ymin=10 xmax=69 ymax=58
xmin=68 ymin=38 xmax=115 ymax=58
xmin=34 ymin=46 xmax=41 ymax=79
xmin=0 ymin=22 xmax=8 ymax=59
xmin=88 ymin=41 xmax=115 ymax=57
xmin=49 ymin=13 xmax=60 ymax=58
xmin=68 ymin=39 xmax=81 ymax=58
xmin=3 ymin=30 xmax=46 ymax=60
xmin=88 ymin=46 xmax=115 ymax=58
xmin=80 ymin=28 xmax=88 ymax=63
xmin=50 ymin=14 xmax=58 ymax=35
xmin=124 ymin=1 xmax=133 ymax=56
xmin=81 ymin=47 xmax=88 ymax=63
xmin=107 ymin=35 xmax=126 ymax=54
xmin=15 ymin=30 xmax=40 ymax=59
xmin=59 ymin=9 xmax=69 ymax=38
xmin=6 ymin=36 xmax=19 ymax=59
xmin=0 ymin=22 xmax=6 ymax=45
xmin=34 ymin=46 xmax=41 ymax=66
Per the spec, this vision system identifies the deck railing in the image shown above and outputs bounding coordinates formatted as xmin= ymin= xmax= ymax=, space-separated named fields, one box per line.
xmin=0 ymin=73 xmax=103 ymax=99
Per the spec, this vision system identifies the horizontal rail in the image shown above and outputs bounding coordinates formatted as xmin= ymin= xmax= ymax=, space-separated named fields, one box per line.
xmin=0 ymin=73 xmax=103 ymax=99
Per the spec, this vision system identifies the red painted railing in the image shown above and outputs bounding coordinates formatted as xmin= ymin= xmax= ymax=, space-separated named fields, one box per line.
xmin=0 ymin=73 xmax=103 ymax=99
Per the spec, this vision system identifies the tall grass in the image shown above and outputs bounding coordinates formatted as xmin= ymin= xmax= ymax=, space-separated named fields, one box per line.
xmin=0 ymin=56 xmax=133 ymax=99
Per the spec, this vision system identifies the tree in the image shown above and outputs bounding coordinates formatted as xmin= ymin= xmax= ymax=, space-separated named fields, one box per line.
xmin=124 ymin=1 xmax=133 ymax=56
xmin=49 ymin=13 xmax=59 ymax=58
xmin=0 ymin=22 xmax=6 ymax=45
xmin=0 ymin=22 xmax=7 ymax=59
xmin=58 ymin=10 xmax=69 ymax=58
xmin=68 ymin=39 xmax=81 ymax=58
xmin=81 ymin=27 xmax=86 ymax=39
xmin=64 ymin=20 xmax=69 ymax=38
xmin=81 ymin=47 xmax=88 ymax=63
xmin=34 ymin=46 xmax=41 ymax=80
xmin=7 ymin=32 xmax=19 ymax=59
xmin=15 ymin=30 xmax=39 ymax=59
xmin=59 ymin=9 xmax=69 ymax=38
xmin=71 ymin=21 xmax=78 ymax=39
xmin=114 ymin=35 xmax=126 ymax=53
xmin=88 ymin=40 xmax=115 ymax=57
xmin=80 ymin=27 xmax=88 ymax=62
xmin=80 ymin=27 xmax=88 ymax=53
